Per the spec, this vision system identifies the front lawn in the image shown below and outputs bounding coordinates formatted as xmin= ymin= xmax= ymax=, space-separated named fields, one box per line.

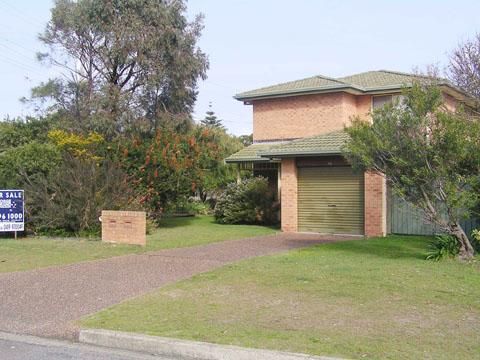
xmin=0 ymin=216 xmax=276 ymax=273
xmin=81 ymin=235 xmax=480 ymax=360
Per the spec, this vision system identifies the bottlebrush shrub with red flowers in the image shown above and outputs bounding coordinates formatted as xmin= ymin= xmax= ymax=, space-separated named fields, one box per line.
xmin=122 ymin=126 xmax=226 ymax=218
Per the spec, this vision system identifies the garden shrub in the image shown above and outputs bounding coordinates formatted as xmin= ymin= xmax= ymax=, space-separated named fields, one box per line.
xmin=0 ymin=142 xmax=61 ymax=188
xmin=183 ymin=199 xmax=211 ymax=215
xmin=471 ymin=229 xmax=480 ymax=252
xmin=426 ymin=234 xmax=459 ymax=261
xmin=25 ymin=155 xmax=137 ymax=235
xmin=214 ymin=177 xmax=278 ymax=225
xmin=164 ymin=197 xmax=211 ymax=216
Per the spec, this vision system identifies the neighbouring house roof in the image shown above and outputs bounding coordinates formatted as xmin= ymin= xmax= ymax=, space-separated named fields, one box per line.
xmin=235 ymin=70 xmax=463 ymax=101
xmin=260 ymin=130 xmax=350 ymax=158
xmin=225 ymin=142 xmax=278 ymax=163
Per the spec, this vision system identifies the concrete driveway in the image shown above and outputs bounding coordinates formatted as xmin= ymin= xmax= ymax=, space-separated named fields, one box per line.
xmin=0 ymin=232 xmax=355 ymax=339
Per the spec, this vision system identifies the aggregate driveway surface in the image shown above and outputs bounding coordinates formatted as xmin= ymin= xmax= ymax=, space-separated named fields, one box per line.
xmin=0 ymin=232 xmax=357 ymax=339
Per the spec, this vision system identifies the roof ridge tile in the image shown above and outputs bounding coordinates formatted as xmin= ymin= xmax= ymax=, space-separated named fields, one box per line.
xmin=315 ymin=74 xmax=347 ymax=84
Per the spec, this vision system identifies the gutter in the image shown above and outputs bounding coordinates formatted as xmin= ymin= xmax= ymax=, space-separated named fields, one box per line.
xmin=234 ymin=85 xmax=364 ymax=102
xmin=259 ymin=149 xmax=343 ymax=158
xmin=225 ymin=158 xmax=277 ymax=163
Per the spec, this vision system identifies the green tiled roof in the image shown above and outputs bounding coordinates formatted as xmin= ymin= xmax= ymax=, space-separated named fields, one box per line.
xmin=337 ymin=70 xmax=424 ymax=90
xmin=235 ymin=75 xmax=350 ymax=100
xmin=235 ymin=70 xmax=453 ymax=100
xmin=225 ymin=142 xmax=277 ymax=163
xmin=226 ymin=131 xmax=350 ymax=163
xmin=260 ymin=130 xmax=349 ymax=157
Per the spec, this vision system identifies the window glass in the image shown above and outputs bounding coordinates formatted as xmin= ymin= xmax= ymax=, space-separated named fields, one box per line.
xmin=372 ymin=94 xmax=406 ymax=110
xmin=372 ymin=95 xmax=392 ymax=109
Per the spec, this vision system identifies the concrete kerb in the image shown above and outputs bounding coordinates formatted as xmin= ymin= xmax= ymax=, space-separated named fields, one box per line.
xmin=0 ymin=331 xmax=161 ymax=359
xmin=79 ymin=329 xmax=346 ymax=360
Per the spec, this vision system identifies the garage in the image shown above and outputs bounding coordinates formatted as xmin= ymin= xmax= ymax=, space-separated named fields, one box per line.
xmin=297 ymin=166 xmax=364 ymax=235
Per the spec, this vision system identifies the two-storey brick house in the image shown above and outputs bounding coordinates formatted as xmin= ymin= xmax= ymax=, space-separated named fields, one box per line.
xmin=226 ymin=70 xmax=471 ymax=237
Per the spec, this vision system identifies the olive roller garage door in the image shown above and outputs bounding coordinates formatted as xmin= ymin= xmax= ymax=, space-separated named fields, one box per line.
xmin=297 ymin=167 xmax=364 ymax=235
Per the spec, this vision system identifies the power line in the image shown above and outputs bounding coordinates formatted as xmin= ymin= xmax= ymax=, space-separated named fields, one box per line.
xmin=0 ymin=37 xmax=62 ymax=80
xmin=0 ymin=0 xmax=46 ymax=29
xmin=0 ymin=38 xmax=53 ymax=79
xmin=0 ymin=46 xmax=47 ymax=80
xmin=0 ymin=41 xmax=38 ymax=65
xmin=0 ymin=52 xmax=42 ymax=74
xmin=0 ymin=36 xmax=40 ymax=57
xmin=0 ymin=57 xmax=43 ymax=81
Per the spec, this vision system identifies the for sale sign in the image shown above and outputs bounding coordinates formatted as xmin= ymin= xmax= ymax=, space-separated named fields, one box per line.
xmin=0 ymin=190 xmax=24 ymax=232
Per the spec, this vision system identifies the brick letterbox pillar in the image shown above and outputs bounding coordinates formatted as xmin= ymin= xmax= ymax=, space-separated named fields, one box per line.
xmin=101 ymin=211 xmax=146 ymax=246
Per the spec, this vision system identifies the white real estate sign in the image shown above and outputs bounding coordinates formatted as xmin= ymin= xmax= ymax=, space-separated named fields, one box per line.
xmin=0 ymin=190 xmax=24 ymax=232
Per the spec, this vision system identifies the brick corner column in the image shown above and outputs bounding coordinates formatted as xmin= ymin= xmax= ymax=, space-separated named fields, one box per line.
xmin=280 ymin=158 xmax=298 ymax=232
xmin=364 ymin=171 xmax=387 ymax=237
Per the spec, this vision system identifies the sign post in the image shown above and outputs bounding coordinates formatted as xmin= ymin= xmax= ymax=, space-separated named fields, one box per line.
xmin=0 ymin=190 xmax=24 ymax=238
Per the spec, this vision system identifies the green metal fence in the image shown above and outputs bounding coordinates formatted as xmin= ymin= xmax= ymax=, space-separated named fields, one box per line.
xmin=388 ymin=193 xmax=479 ymax=237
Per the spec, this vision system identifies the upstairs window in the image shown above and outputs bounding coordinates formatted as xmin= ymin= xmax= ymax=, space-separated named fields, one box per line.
xmin=372 ymin=94 xmax=405 ymax=110
xmin=373 ymin=95 xmax=393 ymax=109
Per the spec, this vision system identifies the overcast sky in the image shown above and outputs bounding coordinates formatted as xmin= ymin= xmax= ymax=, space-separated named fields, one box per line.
xmin=0 ymin=0 xmax=479 ymax=135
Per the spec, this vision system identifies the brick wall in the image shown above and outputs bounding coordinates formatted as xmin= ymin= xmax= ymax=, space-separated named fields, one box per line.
xmin=356 ymin=95 xmax=372 ymax=119
xmin=280 ymin=158 xmax=298 ymax=232
xmin=252 ymin=93 xmax=373 ymax=141
xmin=101 ymin=210 xmax=146 ymax=246
xmin=251 ymin=90 xmax=462 ymax=142
xmin=364 ymin=171 xmax=387 ymax=237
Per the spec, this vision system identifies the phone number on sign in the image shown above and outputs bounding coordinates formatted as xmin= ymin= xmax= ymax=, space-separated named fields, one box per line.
xmin=0 ymin=213 xmax=23 ymax=221
xmin=0 ymin=223 xmax=24 ymax=231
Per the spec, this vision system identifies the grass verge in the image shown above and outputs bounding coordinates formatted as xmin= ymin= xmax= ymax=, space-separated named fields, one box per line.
xmin=0 ymin=216 xmax=276 ymax=273
xmin=81 ymin=235 xmax=480 ymax=360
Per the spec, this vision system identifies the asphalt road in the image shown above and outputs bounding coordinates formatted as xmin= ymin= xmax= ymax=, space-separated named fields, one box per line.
xmin=0 ymin=332 xmax=173 ymax=360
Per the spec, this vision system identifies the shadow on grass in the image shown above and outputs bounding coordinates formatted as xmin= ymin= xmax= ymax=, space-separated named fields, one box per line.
xmin=157 ymin=216 xmax=195 ymax=228
xmin=157 ymin=215 xmax=280 ymax=231
xmin=264 ymin=223 xmax=281 ymax=231
xmin=313 ymin=235 xmax=431 ymax=260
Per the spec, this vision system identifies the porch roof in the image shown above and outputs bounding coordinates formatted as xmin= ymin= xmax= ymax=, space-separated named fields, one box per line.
xmin=225 ymin=142 xmax=278 ymax=163
xmin=226 ymin=130 xmax=350 ymax=163
xmin=259 ymin=130 xmax=349 ymax=158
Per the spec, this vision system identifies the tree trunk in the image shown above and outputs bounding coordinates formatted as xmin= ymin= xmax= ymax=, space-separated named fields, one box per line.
xmin=449 ymin=222 xmax=475 ymax=260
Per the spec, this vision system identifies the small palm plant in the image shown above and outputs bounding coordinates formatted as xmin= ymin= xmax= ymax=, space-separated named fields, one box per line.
xmin=426 ymin=235 xmax=459 ymax=261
